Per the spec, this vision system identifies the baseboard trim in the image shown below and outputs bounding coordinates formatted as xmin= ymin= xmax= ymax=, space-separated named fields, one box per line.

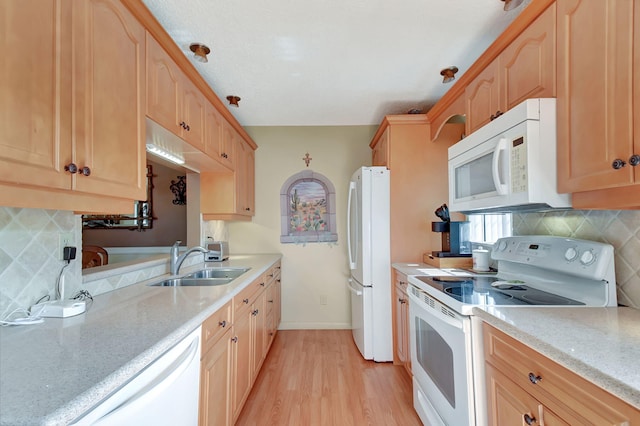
xmin=279 ymin=322 xmax=351 ymax=330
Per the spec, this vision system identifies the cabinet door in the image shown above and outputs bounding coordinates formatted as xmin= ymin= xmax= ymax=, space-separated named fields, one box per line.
xmin=371 ymin=128 xmax=389 ymax=166
xmin=395 ymin=284 xmax=409 ymax=365
xmin=199 ymin=333 xmax=232 ymax=426
xmin=556 ymin=0 xmax=635 ymax=193
xmin=181 ymin=77 xmax=206 ymax=151
xmin=146 ymin=33 xmax=182 ymax=136
xmin=0 ymin=0 xmax=72 ymax=190
xmin=220 ymin=122 xmax=236 ymax=170
xmin=204 ymin=101 xmax=224 ymax=162
xmin=486 ymin=364 xmax=544 ymax=426
xmin=72 ymin=0 xmax=146 ymax=200
xmin=500 ymin=4 xmax=556 ymax=110
xmin=251 ymin=290 xmax=267 ymax=378
xmin=231 ymin=309 xmax=252 ymax=422
xmin=466 ymin=59 xmax=501 ymax=134
xmin=242 ymin=141 xmax=256 ymax=216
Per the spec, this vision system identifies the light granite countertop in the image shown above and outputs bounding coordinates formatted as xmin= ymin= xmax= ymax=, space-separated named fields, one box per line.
xmin=0 ymin=254 xmax=281 ymax=426
xmin=473 ymin=306 xmax=640 ymax=410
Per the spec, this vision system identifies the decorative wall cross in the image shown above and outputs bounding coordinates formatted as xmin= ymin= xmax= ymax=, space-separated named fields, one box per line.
xmin=302 ymin=152 xmax=312 ymax=167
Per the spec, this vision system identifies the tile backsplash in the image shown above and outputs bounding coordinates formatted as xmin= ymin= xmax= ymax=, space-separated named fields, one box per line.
xmin=513 ymin=210 xmax=640 ymax=308
xmin=1 ymin=207 xmax=639 ymax=318
xmin=0 ymin=208 xmax=82 ymax=318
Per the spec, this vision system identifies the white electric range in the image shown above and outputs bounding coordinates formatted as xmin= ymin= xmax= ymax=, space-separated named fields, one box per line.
xmin=406 ymin=235 xmax=617 ymax=426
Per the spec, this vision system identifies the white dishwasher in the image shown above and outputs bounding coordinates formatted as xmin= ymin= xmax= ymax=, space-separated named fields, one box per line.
xmin=73 ymin=327 xmax=201 ymax=426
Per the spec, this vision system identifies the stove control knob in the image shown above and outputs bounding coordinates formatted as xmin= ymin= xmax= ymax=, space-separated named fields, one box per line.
xmin=580 ymin=250 xmax=596 ymax=266
xmin=564 ymin=247 xmax=579 ymax=262
xmin=498 ymin=240 xmax=508 ymax=252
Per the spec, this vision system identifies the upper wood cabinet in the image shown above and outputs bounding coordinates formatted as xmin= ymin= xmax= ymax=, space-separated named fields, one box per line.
xmin=466 ymin=4 xmax=556 ymax=134
xmin=556 ymin=0 xmax=640 ymax=208
xmin=200 ymin=137 xmax=256 ymax=221
xmin=204 ymin=103 xmax=235 ymax=170
xmin=72 ymin=0 xmax=147 ymax=201
xmin=0 ymin=0 xmax=146 ymax=210
xmin=146 ymin=33 xmax=206 ymax=151
xmin=371 ymin=128 xmax=389 ymax=166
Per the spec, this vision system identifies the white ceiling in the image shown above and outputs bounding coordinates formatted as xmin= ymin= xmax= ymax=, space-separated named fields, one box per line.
xmin=141 ymin=0 xmax=527 ymax=126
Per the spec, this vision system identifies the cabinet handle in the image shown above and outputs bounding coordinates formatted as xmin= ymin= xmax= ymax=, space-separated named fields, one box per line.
xmin=399 ymin=281 xmax=406 ymax=285
xmin=629 ymin=155 xmax=640 ymax=166
xmin=231 ymin=336 xmax=238 ymax=343
xmin=528 ymin=372 xmax=542 ymax=384
xmin=268 ymin=299 xmax=274 ymax=303
xmin=612 ymin=159 xmax=627 ymax=169
xmin=185 ymin=124 xmax=190 ymax=131
xmin=489 ymin=110 xmax=504 ymax=121
xmin=221 ymin=153 xmax=228 ymax=159
xmin=64 ymin=163 xmax=78 ymax=174
xmin=260 ymin=282 xmax=265 ymax=286
xmin=277 ymin=279 xmax=281 ymax=283
xmin=398 ymin=298 xmax=406 ymax=304
xmin=523 ymin=413 xmax=537 ymax=425
xmin=243 ymin=298 xmax=249 ymax=304
xmin=252 ymin=309 xmax=259 ymax=316
xmin=268 ymin=273 xmax=274 ymax=278
xmin=218 ymin=320 xmax=227 ymax=328
xmin=80 ymin=166 xmax=91 ymax=176
xmin=245 ymin=207 xmax=251 ymax=211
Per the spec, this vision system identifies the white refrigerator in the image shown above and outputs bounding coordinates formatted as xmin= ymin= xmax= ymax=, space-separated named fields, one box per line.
xmin=346 ymin=166 xmax=392 ymax=362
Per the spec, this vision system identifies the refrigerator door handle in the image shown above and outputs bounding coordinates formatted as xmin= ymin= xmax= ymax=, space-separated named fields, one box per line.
xmin=347 ymin=181 xmax=357 ymax=269
xmin=346 ymin=278 xmax=363 ymax=296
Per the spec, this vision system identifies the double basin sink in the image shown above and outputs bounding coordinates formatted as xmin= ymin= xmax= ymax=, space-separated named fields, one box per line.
xmin=148 ymin=267 xmax=250 ymax=287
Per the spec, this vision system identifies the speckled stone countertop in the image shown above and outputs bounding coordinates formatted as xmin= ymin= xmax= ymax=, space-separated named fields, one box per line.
xmin=473 ymin=306 xmax=640 ymax=410
xmin=0 ymin=254 xmax=281 ymax=426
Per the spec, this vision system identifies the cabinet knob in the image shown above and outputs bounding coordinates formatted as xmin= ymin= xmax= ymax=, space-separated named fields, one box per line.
xmin=260 ymin=282 xmax=265 ymax=286
xmin=612 ymin=159 xmax=627 ymax=169
xmin=243 ymin=298 xmax=249 ymax=304
xmin=185 ymin=124 xmax=190 ymax=131
xmin=398 ymin=298 xmax=406 ymax=304
xmin=231 ymin=336 xmax=238 ymax=343
xmin=245 ymin=207 xmax=251 ymax=212
xmin=64 ymin=163 xmax=78 ymax=174
xmin=268 ymin=299 xmax=274 ymax=303
xmin=523 ymin=414 xmax=537 ymax=425
xmin=528 ymin=372 xmax=542 ymax=384
xmin=629 ymin=154 xmax=640 ymax=166
xmin=489 ymin=110 xmax=504 ymax=121
xmin=80 ymin=166 xmax=91 ymax=176
xmin=252 ymin=309 xmax=259 ymax=316
xmin=218 ymin=320 xmax=227 ymax=328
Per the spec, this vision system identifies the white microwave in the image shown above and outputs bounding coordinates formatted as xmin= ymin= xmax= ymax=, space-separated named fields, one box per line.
xmin=448 ymin=98 xmax=571 ymax=213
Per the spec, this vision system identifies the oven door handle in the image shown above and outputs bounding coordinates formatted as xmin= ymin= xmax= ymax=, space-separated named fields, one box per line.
xmin=408 ymin=286 xmax=464 ymax=330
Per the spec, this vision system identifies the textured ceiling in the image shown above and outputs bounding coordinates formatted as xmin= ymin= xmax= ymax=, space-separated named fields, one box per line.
xmin=141 ymin=0 xmax=527 ymax=126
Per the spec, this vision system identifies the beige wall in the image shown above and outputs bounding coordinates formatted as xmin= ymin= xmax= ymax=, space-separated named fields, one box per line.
xmin=227 ymin=126 xmax=376 ymax=329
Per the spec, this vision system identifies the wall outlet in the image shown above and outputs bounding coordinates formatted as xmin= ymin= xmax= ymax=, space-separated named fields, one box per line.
xmin=319 ymin=294 xmax=327 ymax=306
xmin=58 ymin=232 xmax=74 ymax=260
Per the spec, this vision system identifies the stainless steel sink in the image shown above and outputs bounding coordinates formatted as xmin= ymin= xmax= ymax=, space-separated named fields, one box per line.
xmin=184 ymin=267 xmax=250 ymax=279
xmin=149 ymin=277 xmax=234 ymax=287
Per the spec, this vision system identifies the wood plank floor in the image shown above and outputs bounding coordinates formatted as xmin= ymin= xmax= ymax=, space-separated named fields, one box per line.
xmin=236 ymin=330 xmax=422 ymax=426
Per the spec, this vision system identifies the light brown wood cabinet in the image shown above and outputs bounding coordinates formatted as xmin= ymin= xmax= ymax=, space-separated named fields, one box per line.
xmin=483 ymin=323 xmax=639 ymax=425
xmin=0 ymin=0 xmax=146 ymax=211
xmin=200 ymin=137 xmax=256 ymax=221
xmin=371 ymin=128 xmax=389 ymax=166
xmin=199 ymin=263 xmax=281 ymax=426
xmin=392 ymin=271 xmax=411 ymax=375
xmin=556 ymin=0 xmax=640 ymax=209
xmin=146 ymin=33 xmax=206 ymax=151
xmin=466 ymin=4 xmax=556 ymax=134
xmin=199 ymin=301 xmax=233 ymax=426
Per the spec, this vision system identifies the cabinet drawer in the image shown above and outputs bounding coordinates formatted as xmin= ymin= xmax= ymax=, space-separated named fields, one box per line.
xmin=234 ymin=275 xmax=266 ymax=314
xmin=483 ymin=323 xmax=638 ymax=424
xmin=201 ymin=300 xmax=232 ymax=356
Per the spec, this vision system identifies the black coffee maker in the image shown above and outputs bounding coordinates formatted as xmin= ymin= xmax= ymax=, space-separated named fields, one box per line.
xmin=431 ymin=204 xmax=472 ymax=258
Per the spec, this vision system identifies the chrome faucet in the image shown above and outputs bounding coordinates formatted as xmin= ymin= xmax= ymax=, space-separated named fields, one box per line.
xmin=170 ymin=240 xmax=208 ymax=276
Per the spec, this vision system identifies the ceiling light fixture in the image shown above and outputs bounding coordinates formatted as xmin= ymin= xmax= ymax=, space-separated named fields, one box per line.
xmin=440 ymin=66 xmax=459 ymax=84
xmin=501 ymin=0 xmax=525 ymax=11
xmin=226 ymin=95 xmax=241 ymax=107
xmin=146 ymin=143 xmax=185 ymax=165
xmin=189 ymin=43 xmax=210 ymax=63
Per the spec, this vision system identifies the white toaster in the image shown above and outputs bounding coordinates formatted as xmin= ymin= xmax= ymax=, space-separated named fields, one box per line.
xmin=205 ymin=241 xmax=229 ymax=262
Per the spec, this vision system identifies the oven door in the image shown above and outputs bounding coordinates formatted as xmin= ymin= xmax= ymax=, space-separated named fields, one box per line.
xmin=408 ymin=285 xmax=475 ymax=426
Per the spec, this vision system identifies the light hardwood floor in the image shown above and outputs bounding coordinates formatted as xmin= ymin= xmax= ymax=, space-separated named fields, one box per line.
xmin=236 ymin=330 xmax=422 ymax=426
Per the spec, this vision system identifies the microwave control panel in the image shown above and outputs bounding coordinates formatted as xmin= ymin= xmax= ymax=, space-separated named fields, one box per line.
xmin=510 ymin=136 xmax=527 ymax=193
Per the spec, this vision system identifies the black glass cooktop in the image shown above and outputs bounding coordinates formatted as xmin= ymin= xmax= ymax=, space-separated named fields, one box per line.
xmin=415 ymin=276 xmax=584 ymax=306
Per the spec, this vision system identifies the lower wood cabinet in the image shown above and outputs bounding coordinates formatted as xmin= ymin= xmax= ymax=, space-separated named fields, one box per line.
xmin=392 ymin=270 xmax=411 ymax=375
xmin=200 ymin=262 xmax=281 ymax=426
xmin=482 ymin=323 xmax=639 ymax=425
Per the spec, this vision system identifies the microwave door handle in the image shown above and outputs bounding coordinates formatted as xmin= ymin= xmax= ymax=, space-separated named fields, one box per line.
xmin=492 ymin=137 xmax=509 ymax=195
